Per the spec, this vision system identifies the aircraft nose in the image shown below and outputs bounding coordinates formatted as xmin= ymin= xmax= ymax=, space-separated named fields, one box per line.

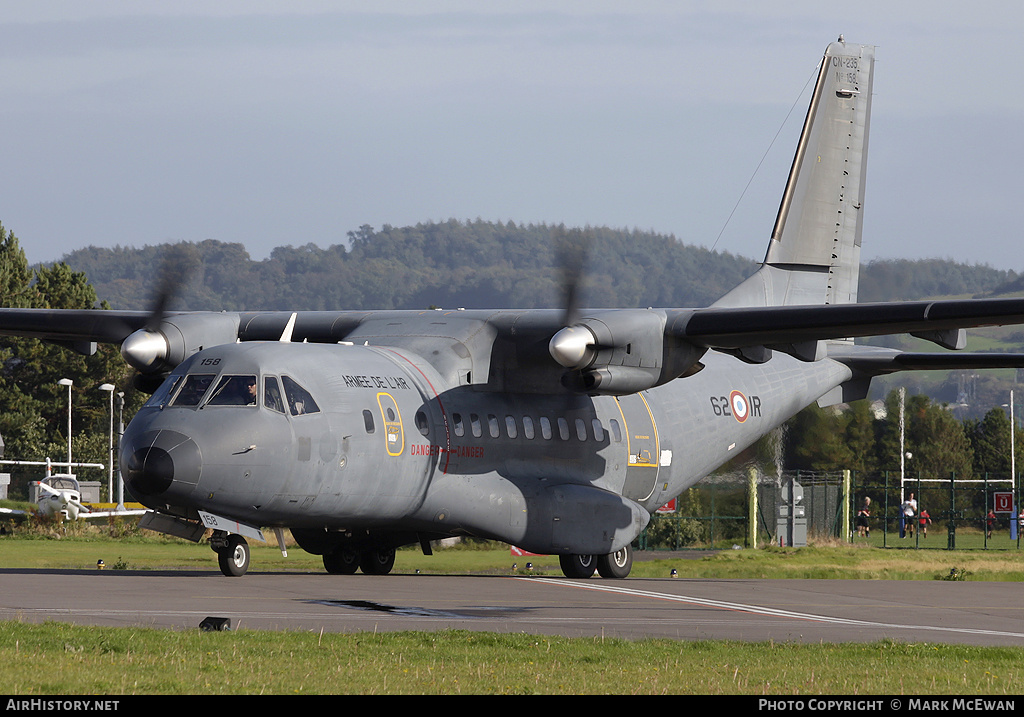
xmin=122 ymin=430 xmax=202 ymax=499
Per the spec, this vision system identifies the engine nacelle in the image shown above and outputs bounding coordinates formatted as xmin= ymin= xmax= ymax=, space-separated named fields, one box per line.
xmin=550 ymin=309 xmax=707 ymax=394
xmin=121 ymin=313 xmax=242 ymax=375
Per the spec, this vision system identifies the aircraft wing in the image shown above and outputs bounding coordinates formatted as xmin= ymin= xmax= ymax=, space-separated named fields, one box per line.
xmin=673 ymin=298 xmax=1024 ymax=350
xmin=2 ymin=297 xmax=1024 ymax=350
xmin=78 ymin=509 xmax=150 ymax=519
xmin=0 ymin=309 xmax=150 ymax=355
xmin=2 ymin=296 xmax=1024 ymax=394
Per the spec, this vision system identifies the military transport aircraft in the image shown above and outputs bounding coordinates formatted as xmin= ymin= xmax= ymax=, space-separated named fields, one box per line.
xmin=3 ymin=38 xmax=1024 ymax=578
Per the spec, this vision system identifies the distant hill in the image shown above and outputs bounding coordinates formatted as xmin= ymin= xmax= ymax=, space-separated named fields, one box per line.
xmin=56 ymin=220 xmax=759 ymax=312
xmin=55 ymin=220 xmax=1019 ymax=312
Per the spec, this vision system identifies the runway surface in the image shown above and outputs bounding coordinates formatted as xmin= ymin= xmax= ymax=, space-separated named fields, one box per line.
xmin=3 ymin=569 xmax=1024 ymax=646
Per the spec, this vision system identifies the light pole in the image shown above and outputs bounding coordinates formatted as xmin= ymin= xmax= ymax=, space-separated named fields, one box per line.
xmin=1006 ymin=390 xmax=1017 ymax=541
xmin=116 ymin=391 xmax=125 ymax=510
xmin=99 ymin=383 xmax=115 ymax=502
xmin=57 ymin=378 xmax=73 ymax=470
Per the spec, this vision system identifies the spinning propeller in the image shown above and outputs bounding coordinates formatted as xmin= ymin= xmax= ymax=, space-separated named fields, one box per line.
xmin=548 ymin=228 xmax=599 ymax=371
xmin=120 ymin=247 xmax=199 ymax=387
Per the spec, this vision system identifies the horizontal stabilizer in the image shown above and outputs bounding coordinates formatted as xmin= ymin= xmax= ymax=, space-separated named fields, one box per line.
xmin=829 ymin=347 xmax=1024 ymax=375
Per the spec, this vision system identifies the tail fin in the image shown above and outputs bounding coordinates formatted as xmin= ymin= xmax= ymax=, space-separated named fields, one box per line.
xmin=714 ymin=38 xmax=875 ymax=308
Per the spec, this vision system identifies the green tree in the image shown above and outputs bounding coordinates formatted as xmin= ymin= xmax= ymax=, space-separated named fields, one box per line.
xmin=784 ymin=404 xmax=853 ymax=471
xmin=843 ymin=400 xmax=879 ymax=475
xmin=904 ymin=395 xmax=974 ymax=480
xmin=966 ymin=407 xmax=1013 ymax=477
xmin=0 ymin=225 xmax=135 ymax=499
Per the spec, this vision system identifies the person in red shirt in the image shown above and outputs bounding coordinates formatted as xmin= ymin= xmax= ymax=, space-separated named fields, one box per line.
xmin=918 ymin=509 xmax=932 ymax=538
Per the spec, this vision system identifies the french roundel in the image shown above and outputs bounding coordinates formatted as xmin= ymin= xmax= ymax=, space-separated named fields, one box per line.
xmin=729 ymin=390 xmax=749 ymax=423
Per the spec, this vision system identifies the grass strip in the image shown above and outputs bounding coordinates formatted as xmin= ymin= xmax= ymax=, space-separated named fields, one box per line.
xmin=2 ymin=621 xmax=1022 ymax=695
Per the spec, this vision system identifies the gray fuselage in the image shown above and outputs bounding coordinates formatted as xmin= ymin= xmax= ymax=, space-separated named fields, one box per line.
xmin=120 ymin=339 xmax=852 ymax=556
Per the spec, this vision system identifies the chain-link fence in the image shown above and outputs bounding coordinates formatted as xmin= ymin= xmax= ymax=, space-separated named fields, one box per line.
xmin=851 ymin=472 xmax=1023 ymax=549
xmin=639 ymin=470 xmax=1024 ymax=550
xmin=639 ymin=470 xmax=849 ymax=550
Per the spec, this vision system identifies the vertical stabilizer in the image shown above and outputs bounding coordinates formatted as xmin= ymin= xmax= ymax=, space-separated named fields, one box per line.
xmin=714 ymin=39 xmax=875 ymax=309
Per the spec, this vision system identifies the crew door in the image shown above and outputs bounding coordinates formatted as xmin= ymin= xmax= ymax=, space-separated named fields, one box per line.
xmin=615 ymin=393 xmax=660 ymax=502
xmin=376 ymin=392 xmax=405 ymax=457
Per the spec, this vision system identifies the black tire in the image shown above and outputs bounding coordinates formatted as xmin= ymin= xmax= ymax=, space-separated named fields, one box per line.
xmin=559 ymin=553 xmax=596 ymax=579
xmin=596 ymin=545 xmax=633 ymax=579
xmin=323 ymin=548 xmax=360 ymax=575
xmin=218 ymin=534 xmax=250 ymax=577
xmin=359 ymin=547 xmax=396 ymax=575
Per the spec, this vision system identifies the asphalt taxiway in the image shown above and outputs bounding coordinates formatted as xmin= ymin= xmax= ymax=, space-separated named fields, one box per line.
xmin=2 ymin=569 xmax=1024 ymax=646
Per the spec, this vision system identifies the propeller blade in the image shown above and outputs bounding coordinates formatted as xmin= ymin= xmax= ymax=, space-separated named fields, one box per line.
xmin=550 ymin=228 xmax=597 ymax=371
xmin=553 ymin=226 xmax=591 ymax=328
xmin=146 ymin=245 xmax=198 ymax=330
xmin=121 ymin=245 xmax=199 ymax=374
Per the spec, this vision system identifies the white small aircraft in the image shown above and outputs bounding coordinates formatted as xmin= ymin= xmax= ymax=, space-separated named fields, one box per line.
xmin=0 ymin=475 xmax=148 ymax=522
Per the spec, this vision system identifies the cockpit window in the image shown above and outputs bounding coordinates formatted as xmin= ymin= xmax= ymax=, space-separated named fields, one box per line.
xmin=169 ymin=374 xmax=215 ymax=407
xmin=205 ymin=375 xmax=258 ymax=406
xmin=281 ymin=376 xmax=320 ymax=416
xmin=263 ymin=376 xmax=286 ymax=414
xmin=144 ymin=375 xmax=183 ymax=408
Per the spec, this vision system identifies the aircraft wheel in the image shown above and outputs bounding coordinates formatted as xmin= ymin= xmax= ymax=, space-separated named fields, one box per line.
xmin=359 ymin=547 xmax=396 ymax=575
xmin=218 ymin=534 xmax=250 ymax=577
xmin=323 ymin=548 xmax=359 ymax=575
xmin=559 ymin=553 xmax=596 ymax=579
xmin=596 ymin=545 xmax=633 ymax=579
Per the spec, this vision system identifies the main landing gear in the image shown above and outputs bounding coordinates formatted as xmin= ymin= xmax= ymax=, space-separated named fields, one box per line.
xmin=322 ymin=546 xmax=397 ymax=575
xmin=559 ymin=544 xmax=633 ymax=579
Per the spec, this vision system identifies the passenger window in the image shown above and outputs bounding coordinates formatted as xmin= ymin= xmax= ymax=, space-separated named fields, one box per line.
xmin=363 ymin=409 xmax=375 ymax=433
xmin=522 ymin=416 xmax=535 ymax=439
xmin=282 ymin=376 xmax=320 ymax=415
xmin=206 ymin=375 xmax=258 ymax=406
xmin=487 ymin=414 xmax=500 ymax=439
xmin=416 ymin=410 xmax=430 ymax=436
xmin=470 ymin=413 xmax=482 ymax=438
xmin=557 ymin=417 xmax=570 ymax=441
xmin=169 ymin=374 xmax=215 ymax=407
xmin=609 ymin=419 xmax=622 ymax=443
xmin=539 ymin=417 xmax=552 ymax=440
xmin=591 ymin=418 xmax=605 ymax=441
xmin=264 ymin=377 xmax=286 ymax=413
xmin=575 ymin=418 xmax=587 ymax=441
xmin=452 ymin=412 xmax=464 ymax=437
xmin=505 ymin=415 xmax=518 ymax=439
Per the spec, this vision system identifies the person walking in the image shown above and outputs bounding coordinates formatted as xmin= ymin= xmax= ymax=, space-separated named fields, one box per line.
xmin=901 ymin=493 xmax=918 ymax=538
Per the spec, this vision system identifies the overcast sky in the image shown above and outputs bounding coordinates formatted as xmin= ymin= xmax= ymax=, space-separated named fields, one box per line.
xmin=1 ymin=1 xmax=1022 ymax=272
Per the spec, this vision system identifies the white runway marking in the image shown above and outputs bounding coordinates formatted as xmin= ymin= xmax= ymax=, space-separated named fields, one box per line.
xmin=525 ymin=578 xmax=1024 ymax=641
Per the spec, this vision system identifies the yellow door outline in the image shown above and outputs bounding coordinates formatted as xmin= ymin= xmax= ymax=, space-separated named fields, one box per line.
xmin=614 ymin=393 xmax=660 ymax=501
xmin=376 ymin=392 xmax=405 ymax=457
xmin=615 ymin=394 xmax=660 ymax=467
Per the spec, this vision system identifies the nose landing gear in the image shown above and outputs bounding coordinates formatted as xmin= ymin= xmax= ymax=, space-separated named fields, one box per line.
xmin=211 ymin=532 xmax=251 ymax=577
